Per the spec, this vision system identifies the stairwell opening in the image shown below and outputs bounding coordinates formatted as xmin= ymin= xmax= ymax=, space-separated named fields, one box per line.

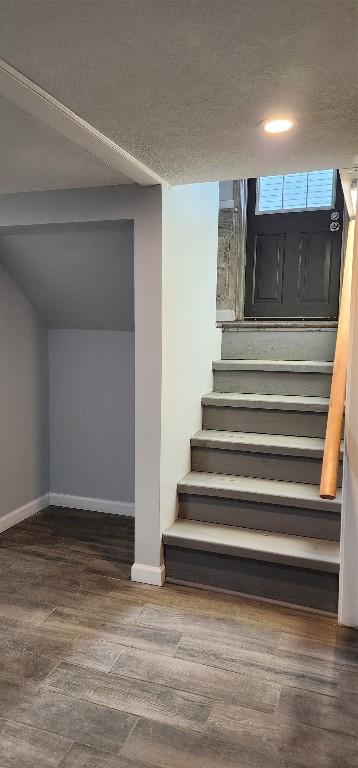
xmin=216 ymin=170 xmax=346 ymax=325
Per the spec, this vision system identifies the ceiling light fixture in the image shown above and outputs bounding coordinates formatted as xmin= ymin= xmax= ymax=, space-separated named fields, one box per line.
xmin=264 ymin=119 xmax=294 ymax=134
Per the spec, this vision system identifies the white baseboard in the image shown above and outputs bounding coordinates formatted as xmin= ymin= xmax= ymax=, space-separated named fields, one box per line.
xmin=49 ymin=493 xmax=135 ymax=517
xmin=131 ymin=562 xmax=166 ymax=586
xmin=0 ymin=494 xmax=50 ymax=534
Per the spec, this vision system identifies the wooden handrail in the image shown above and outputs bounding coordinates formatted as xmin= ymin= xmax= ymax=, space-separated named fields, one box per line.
xmin=320 ymin=219 xmax=356 ymax=499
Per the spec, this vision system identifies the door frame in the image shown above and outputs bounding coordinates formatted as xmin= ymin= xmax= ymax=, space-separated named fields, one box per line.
xmin=217 ymin=174 xmax=348 ymax=324
xmin=216 ymin=179 xmax=248 ymax=322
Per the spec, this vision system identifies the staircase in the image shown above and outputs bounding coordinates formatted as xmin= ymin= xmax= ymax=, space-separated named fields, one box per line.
xmin=163 ymin=326 xmax=342 ymax=614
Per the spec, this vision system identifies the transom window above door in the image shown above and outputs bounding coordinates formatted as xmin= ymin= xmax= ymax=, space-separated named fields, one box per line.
xmin=257 ymin=169 xmax=336 ymax=214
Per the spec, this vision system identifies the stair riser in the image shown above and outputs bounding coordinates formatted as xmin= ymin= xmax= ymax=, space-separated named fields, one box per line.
xmin=222 ymin=329 xmax=336 ymax=361
xmin=179 ymin=493 xmax=341 ymax=541
xmin=165 ymin=545 xmax=339 ymax=614
xmin=213 ymin=370 xmax=331 ymax=397
xmin=203 ymin=406 xmax=328 ymax=438
xmin=191 ymin=446 xmax=343 ymax=486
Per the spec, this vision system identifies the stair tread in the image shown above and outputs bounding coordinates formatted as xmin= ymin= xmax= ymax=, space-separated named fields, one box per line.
xmin=163 ymin=519 xmax=340 ymax=572
xmin=213 ymin=359 xmax=333 ymax=373
xmin=178 ymin=471 xmax=341 ymax=511
xmin=202 ymin=391 xmax=329 ymax=412
xmin=221 ymin=321 xmax=337 ymax=329
xmin=191 ymin=430 xmax=343 ymax=459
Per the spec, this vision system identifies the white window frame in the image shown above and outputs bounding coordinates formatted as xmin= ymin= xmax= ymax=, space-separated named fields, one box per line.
xmin=255 ymin=169 xmax=337 ymax=215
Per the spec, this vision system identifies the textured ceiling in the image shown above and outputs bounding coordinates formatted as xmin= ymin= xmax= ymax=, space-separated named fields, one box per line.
xmin=0 ymin=0 xmax=356 ymax=185
xmin=0 ymin=95 xmax=132 ymax=193
xmin=0 ymin=223 xmax=134 ymax=330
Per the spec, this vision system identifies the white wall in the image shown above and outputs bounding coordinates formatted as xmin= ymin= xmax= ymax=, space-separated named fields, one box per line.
xmin=0 ymin=262 xmax=48 ymax=523
xmin=339 ymin=218 xmax=358 ymax=627
xmin=49 ymin=330 xmax=134 ymax=511
xmin=160 ymin=183 xmax=221 ymax=536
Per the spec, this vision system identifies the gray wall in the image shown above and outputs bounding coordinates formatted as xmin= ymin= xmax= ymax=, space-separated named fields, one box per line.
xmin=49 ymin=329 xmax=134 ymax=503
xmin=0 ymin=218 xmax=135 ymax=509
xmin=0 ymin=262 xmax=49 ymax=519
xmin=0 ymin=222 xmax=134 ymax=330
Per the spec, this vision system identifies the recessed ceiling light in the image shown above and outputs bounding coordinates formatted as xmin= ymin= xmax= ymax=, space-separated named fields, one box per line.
xmin=264 ymin=119 xmax=294 ymax=134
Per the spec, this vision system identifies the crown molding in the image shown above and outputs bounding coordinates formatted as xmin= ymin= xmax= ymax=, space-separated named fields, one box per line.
xmin=0 ymin=58 xmax=167 ymax=187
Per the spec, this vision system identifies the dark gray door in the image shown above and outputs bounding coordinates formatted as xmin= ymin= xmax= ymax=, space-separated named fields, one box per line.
xmin=244 ymin=173 xmax=344 ymax=319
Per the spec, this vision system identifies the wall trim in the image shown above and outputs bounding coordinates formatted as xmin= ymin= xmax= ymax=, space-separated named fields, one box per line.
xmin=49 ymin=493 xmax=135 ymax=517
xmin=0 ymin=494 xmax=50 ymax=533
xmin=0 ymin=57 xmax=166 ymax=187
xmin=131 ymin=562 xmax=166 ymax=586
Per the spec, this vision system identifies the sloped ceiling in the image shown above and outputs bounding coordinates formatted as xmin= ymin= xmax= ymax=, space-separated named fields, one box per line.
xmin=0 ymin=223 xmax=134 ymax=331
xmin=0 ymin=94 xmax=133 ymax=193
xmin=0 ymin=0 xmax=356 ymax=185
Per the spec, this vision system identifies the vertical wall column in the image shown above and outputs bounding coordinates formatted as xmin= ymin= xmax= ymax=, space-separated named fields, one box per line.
xmin=131 ymin=188 xmax=164 ymax=585
xmin=159 ymin=183 xmax=221 ymax=547
xmin=132 ymin=183 xmax=221 ymax=585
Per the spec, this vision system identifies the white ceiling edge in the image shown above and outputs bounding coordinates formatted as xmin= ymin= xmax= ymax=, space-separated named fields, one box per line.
xmin=0 ymin=58 xmax=167 ymax=188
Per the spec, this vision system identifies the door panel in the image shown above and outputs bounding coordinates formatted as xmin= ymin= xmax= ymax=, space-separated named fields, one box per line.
xmin=253 ymin=233 xmax=285 ymax=304
xmin=298 ymin=232 xmax=332 ymax=305
xmin=245 ymin=174 xmax=343 ymax=319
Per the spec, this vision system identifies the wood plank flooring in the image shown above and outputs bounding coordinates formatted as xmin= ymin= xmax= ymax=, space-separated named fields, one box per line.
xmin=0 ymin=506 xmax=357 ymax=768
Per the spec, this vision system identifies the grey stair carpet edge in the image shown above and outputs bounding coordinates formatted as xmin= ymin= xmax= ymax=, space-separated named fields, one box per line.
xmin=163 ymin=522 xmax=340 ymax=573
xmin=177 ymin=473 xmax=341 ymax=513
xmin=202 ymin=392 xmax=329 ymax=412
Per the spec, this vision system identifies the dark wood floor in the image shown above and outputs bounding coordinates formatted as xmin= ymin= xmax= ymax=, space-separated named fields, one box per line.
xmin=0 ymin=506 xmax=357 ymax=768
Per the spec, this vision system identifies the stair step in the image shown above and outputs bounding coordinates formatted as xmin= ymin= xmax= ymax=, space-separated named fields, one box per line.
xmin=213 ymin=359 xmax=333 ymax=397
xmin=178 ymin=472 xmax=341 ymax=512
xmin=213 ymin=360 xmax=333 ymax=373
xmin=163 ymin=520 xmax=340 ymax=572
xmin=202 ymin=392 xmax=329 ymax=412
xmin=191 ymin=430 xmax=342 ymax=458
xmin=221 ymin=327 xmax=336 ymax=361
xmin=202 ymin=393 xmax=330 ymax=438
xmin=179 ymin=471 xmax=341 ymax=540
xmin=190 ymin=430 xmax=343 ymax=485
xmin=164 ymin=520 xmax=340 ymax=613
xmin=220 ymin=322 xmax=337 ymax=329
